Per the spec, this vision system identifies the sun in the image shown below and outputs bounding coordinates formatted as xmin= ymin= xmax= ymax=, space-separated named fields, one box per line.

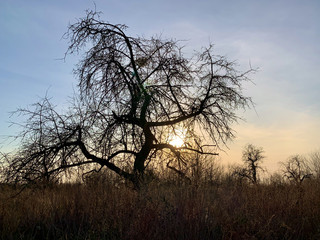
xmin=168 ymin=128 xmax=186 ymax=147
xmin=169 ymin=135 xmax=185 ymax=147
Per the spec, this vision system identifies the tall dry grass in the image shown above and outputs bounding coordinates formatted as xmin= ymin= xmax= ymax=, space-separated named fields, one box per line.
xmin=0 ymin=175 xmax=320 ymax=239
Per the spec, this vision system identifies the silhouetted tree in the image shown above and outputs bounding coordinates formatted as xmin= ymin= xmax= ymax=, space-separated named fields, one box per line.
xmin=282 ymin=155 xmax=312 ymax=185
xmin=234 ymin=144 xmax=265 ymax=184
xmin=309 ymin=151 xmax=320 ymax=179
xmin=2 ymin=10 xmax=253 ymax=188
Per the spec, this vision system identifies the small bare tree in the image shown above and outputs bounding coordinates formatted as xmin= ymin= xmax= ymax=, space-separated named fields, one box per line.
xmin=2 ymin=10 xmax=253 ymax=188
xmin=282 ymin=155 xmax=312 ymax=185
xmin=233 ymin=144 xmax=265 ymax=184
xmin=309 ymin=151 xmax=320 ymax=179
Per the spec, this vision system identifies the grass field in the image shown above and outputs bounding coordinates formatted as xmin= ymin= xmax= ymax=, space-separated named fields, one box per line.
xmin=1 ymin=173 xmax=320 ymax=240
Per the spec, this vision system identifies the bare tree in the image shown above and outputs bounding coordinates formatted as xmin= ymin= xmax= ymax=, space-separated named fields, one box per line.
xmin=233 ymin=144 xmax=265 ymax=184
xmin=2 ymin=10 xmax=253 ymax=188
xmin=309 ymin=151 xmax=320 ymax=179
xmin=281 ymin=155 xmax=312 ymax=185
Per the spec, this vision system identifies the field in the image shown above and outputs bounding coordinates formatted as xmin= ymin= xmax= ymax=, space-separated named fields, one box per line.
xmin=1 ymin=173 xmax=320 ymax=240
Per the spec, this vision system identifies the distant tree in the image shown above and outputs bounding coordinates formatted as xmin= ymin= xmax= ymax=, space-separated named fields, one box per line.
xmin=281 ymin=155 xmax=312 ymax=185
xmin=1 ymin=10 xmax=253 ymax=188
xmin=233 ymin=144 xmax=265 ymax=184
xmin=309 ymin=151 xmax=320 ymax=179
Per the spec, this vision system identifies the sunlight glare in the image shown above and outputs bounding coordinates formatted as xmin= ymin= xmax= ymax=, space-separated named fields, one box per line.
xmin=168 ymin=128 xmax=186 ymax=147
xmin=169 ymin=136 xmax=185 ymax=147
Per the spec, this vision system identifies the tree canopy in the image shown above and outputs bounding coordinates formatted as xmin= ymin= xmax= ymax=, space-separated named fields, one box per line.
xmin=2 ymin=10 xmax=253 ymax=188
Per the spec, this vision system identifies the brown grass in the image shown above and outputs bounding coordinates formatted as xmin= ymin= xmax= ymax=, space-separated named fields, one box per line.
xmin=0 ymin=177 xmax=320 ymax=239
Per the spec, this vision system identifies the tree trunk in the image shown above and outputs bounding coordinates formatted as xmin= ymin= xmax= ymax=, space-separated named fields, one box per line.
xmin=132 ymin=125 xmax=154 ymax=189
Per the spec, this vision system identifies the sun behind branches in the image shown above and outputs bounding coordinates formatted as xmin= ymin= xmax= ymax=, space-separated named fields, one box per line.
xmin=168 ymin=128 xmax=186 ymax=147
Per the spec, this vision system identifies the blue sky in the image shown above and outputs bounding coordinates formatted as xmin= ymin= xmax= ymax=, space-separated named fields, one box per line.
xmin=1 ymin=0 xmax=319 ymax=173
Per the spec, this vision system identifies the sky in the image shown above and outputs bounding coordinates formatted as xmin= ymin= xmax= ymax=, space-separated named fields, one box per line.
xmin=0 ymin=0 xmax=319 ymax=173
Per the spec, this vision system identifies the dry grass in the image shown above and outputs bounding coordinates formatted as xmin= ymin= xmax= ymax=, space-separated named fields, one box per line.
xmin=0 ymin=177 xmax=320 ymax=239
